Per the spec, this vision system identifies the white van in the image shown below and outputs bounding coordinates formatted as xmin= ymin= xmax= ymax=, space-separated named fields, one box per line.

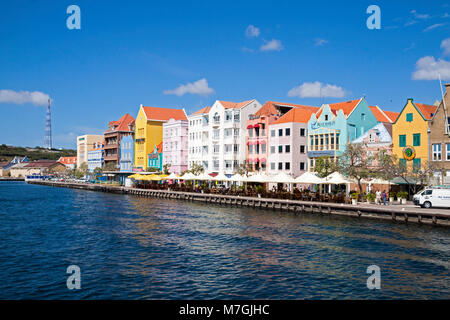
xmin=413 ymin=187 xmax=450 ymax=209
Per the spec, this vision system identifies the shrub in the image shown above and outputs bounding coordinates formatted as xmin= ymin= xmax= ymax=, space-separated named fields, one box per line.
xmin=350 ymin=191 xmax=359 ymax=199
xmin=366 ymin=192 xmax=376 ymax=202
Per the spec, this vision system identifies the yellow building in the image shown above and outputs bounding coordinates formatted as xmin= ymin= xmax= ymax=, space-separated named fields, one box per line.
xmin=134 ymin=104 xmax=187 ymax=170
xmin=392 ymin=99 xmax=437 ymax=171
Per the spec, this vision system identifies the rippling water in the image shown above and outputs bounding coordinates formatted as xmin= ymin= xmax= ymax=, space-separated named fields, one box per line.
xmin=0 ymin=182 xmax=449 ymax=299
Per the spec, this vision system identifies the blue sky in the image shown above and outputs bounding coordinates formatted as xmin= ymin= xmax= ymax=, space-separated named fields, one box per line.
xmin=1 ymin=0 xmax=449 ymax=149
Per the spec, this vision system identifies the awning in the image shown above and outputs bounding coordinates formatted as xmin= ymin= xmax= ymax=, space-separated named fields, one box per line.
xmin=247 ymin=125 xmax=253 ymax=129
xmin=253 ymin=123 xmax=260 ymax=128
xmin=260 ymin=158 xmax=266 ymax=163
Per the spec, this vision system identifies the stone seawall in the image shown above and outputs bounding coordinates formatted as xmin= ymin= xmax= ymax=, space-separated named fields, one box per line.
xmin=28 ymin=180 xmax=450 ymax=227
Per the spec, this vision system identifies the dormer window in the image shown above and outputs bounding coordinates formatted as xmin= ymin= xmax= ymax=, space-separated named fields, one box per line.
xmin=325 ymin=115 xmax=329 ymax=121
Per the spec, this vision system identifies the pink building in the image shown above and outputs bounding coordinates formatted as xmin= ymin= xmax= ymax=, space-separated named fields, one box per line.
xmin=246 ymin=101 xmax=317 ymax=173
xmin=267 ymin=106 xmax=318 ymax=177
xmin=163 ymin=117 xmax=189 ymax=174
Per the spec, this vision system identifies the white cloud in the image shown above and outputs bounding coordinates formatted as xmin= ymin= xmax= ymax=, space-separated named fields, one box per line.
xmin=441 ymin=38 xmax=450 ymax=55
xmin=411 ymin=10 xmax=430 ymax=20
xmin=314 ymin=38 xmax=328 ymax=46
xmin=163 ymin=78 xmax=214 ymax=96
xmin=423 ymin=23 xmax=446 ymax=32
xmin=412 ymin=56 xmax=450 ymax=80
xmin=0 ymin=89 xmax=50 ymax=106
xmin=287 ymin=81 xmax=346 ymax=98
xmin=245 ymin=25 xmax=260 ymax=38
xmin=260 ymin=39 xmax=283 ymax=52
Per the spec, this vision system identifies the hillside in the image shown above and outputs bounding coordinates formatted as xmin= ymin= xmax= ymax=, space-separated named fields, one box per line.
xmin=0 ymin=144 xmax=76 ymax=161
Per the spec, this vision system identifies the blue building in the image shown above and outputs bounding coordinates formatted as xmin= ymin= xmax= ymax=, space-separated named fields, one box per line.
xmin=307 ymin=98 xmax=378 ymax=171
xmin=119 ymin=135 xmax=134 ymax=172
xmin=147 ymin=142 xmax=163 ymax=172
xmin=87 ymin=142 xmax=104 ymax=172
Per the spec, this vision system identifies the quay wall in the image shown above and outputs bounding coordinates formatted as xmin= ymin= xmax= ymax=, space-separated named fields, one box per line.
xmin=27 ymin=180 xmax=450 ymax=227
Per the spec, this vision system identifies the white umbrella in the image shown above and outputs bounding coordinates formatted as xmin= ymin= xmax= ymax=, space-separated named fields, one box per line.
xmin=295 ymin=172 xmax=324 ymax=184
xmin=195 ymin=173 xmax=212 ymax=180
xmin=165 ymin=173 xmax=180 ymax=180
xmin=270 ymin=172 xmax=296 ymax=184
xmin=324 ymin=172 xmax=351 ymax=184
xmin=229 ymin=174 xmax=247 ymax=182
xmin=180 ymin=172 xmax=196 ymax=180
xmin=212 ymin=173 xmax=230 ymax=181
xmin=247 ymin=173 xmax=271 ymax=183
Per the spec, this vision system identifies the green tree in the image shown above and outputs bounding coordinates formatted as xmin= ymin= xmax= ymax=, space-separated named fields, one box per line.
xmin=103 ymin=162 xmax=116 ymax=172
xmin=146 ymin=166 xmax=159 ymax=173
xmin=163 ymin=163 xmax=171 ymax=175
xmin=314 ymin=156 xmax=338 ymax=178
xmin=236 ymin=161 xmax=252 ymax=176
xmin=189 ymin=163 xmax=204 ymax=175
xmin=338 ymin=143 xmax=374 ymax=195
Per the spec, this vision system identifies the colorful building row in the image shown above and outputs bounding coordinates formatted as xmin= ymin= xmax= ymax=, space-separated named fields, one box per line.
xmin=75 ymin=85 xmax=450 ymax=182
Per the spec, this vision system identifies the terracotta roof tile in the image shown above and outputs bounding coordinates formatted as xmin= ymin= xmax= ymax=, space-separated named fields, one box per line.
xmin=272 ymin=106 xmax=319 ymax=124
xmin=157 ymin=142 xmax=163 ymax=153
xmin=383 ymin=111 xmax=400 ymax=122
xmin=255 ymin=101 xmax=318 ymax=117
xmin=191 ymin=106 xmax=211 ymax=115
xmin=415 ymin=102 xmax=437 ymax=120
xmin=142 ymin=106 xmax=187 ymax=121
xmin=369 ymin=106 xmax=391 ymax=123
xmin=219 ymin=100 xmax=254 ymax=109
xmin=316 ymin=99 xmax=361 ymax=119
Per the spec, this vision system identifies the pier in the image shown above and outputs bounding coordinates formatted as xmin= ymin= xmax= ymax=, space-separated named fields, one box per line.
xmin=28 ymin=180 xmax=450 ymax=227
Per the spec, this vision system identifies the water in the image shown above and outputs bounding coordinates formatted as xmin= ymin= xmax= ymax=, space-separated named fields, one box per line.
xmin=0 ymin=182 xmax=449 ymax=299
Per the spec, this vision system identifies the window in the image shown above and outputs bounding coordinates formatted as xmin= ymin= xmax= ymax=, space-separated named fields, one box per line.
xmin=447 ymin=144 xmax=450 ymax=161
xmin=432 ymin=144 xmax=442 ymax=161
xmin=413 ymin=158 xmax=421 ymax=172
xmin=399 ymin=135 xmax=406 ymax=147
xmin=278 ymin=145 xmax=283 ymax=153
xmin=413 ymin=133 xmax=421 ymax=147
xmin=271 ymin=162 xmax=275 ymax=170
xmin=300 ymin=128 xmax=305 ymax=136
xmin=271 ymin=146 xmax=275 ymax=154
xmin=285 ymin=128 xmax=290 ymax=136
xmin=361 ymin=113 xmax=366 ymax=121
xmin=271 ymin=130 xmax=275 ymax=137
xmin=249 ymin=145 xmax=253 ymax=154
xmin=325 ymin=115 xmax=329 ymax=121
xmin=285 ymin=145 xmax=290 ymax=153
xmin=406 ymin=113 xmax=413 ymax=122
xmin=278 ymin=129 xmax=283 ymax=137
xmin=278 ymin=162 xmax=283 ymax=170
xmin=261 ymin=144 xmax=266 ymax=153
xmin=300 ymin=145 xmax=305 ymax=153
xmin=248 ymin=129 xmax=253 ymax=137
xmin=285 ymin=162 xmax=290 ymax=170
xmin=300 ymin=162 xmax=305 ymax=170
xmin=399 ymin=158 xmax=407 ymax=169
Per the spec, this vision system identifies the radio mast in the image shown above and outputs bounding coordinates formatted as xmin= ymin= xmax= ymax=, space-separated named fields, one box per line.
xmin=44 ymin=98 xmax=52 ymax=149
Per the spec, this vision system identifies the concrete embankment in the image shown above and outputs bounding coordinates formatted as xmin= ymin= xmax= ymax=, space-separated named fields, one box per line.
xmin=28 ymin=180 xmax=450 ymax=227
xmin=0 ymin=177 xmax=25 ymax=181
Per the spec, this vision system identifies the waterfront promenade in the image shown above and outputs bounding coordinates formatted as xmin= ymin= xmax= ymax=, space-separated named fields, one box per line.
xmin=28 ymin=180 xmax=450 ymax=227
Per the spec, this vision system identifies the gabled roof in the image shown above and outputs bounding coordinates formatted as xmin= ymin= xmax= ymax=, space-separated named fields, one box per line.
xmin=255 ymin=101 xmax=318 ymax=117
xmin=24 ymin=160 xmax=60 ymax=169
xmin=352 ymin=123 xmax=392 ymax=144
xmin=157 ymin=142 xmax=163 ymax=153
xmin=369 ymin=106 xmax=397 ymax=123
xmin=272 ymin=106 xmax=319 ymax=124
xmin=383 ymin=111 xmax=400 ymax=122
xmin=415 ymin=102 xmax=437 ymax=120
xmin=142 ymin=106 xmax=187 ymax=121
xmin=315 ymin=99 xmax=362 ymax=119
xmin=191 ymin=106 xmax=211 ymax=115
xmin=106 ymin=113 xmax=135 ymax=133
xmin=0 ymin=161 xmax=10 ymax=168
xmin=218 ymin=100 xmax=254 ymax=109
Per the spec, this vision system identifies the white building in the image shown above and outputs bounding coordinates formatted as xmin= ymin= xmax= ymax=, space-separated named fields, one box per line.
xmin=188 ymin=100 xmax=262 ymax=174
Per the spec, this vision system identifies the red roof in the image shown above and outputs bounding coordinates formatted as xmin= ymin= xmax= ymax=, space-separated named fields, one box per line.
xmin=272 ymin=106 xmax=319 ymax=124
xmin=106 ymin=113 xmax=135 ymax=133
xmin=157 ymin=142 xmax=163 ymax=153
xmin=254 ymin=101 xmax=318 ymax=117
xmin=369 ymin=106 xmax=392 ymax=123
xmin=219 ymin=100 xmax=254 ymax=109
xmin=24 ymin=160 xmax=59 ymax=168
xmin=415 ymin=102 xmax=437 ymax=120
xmin=316 ymin=99 xmax=361 ymax=118
xmin=191 ymin=106 xmax=211 ymax=115
xmin=142 ymin=106 xmax=187 ymax=121
xmin=383 ymin=111 xmax=400 ymax=122
xmin=58 ymin=156 xmax=77 ymax=165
